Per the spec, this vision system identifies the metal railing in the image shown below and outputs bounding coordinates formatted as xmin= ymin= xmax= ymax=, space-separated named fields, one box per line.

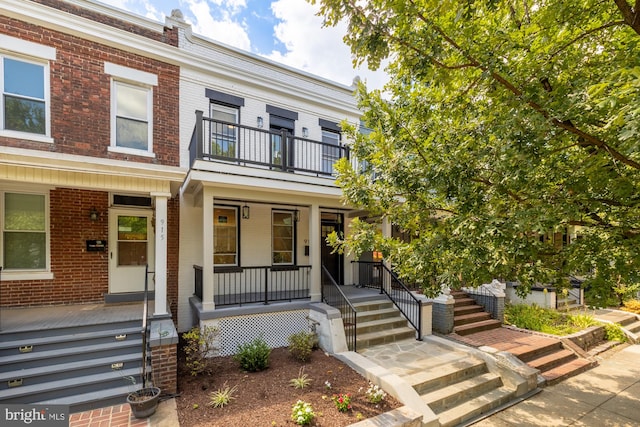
xmin=351 ymin=261 xmax=421 ymax=337
xmin=463 ymin=285 xmax=497 ymax=319
xmin=193 ymin=265 xmax=311 ymax=306
xmin=321 ymin=265 xmax=357 ymax=351
xmin=189 ymin=111 xmax=350 ymax=177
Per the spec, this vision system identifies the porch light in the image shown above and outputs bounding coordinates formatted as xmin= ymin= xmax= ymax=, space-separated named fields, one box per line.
xmin=302 ymin=127 xmax=309 ymax=138
xmin=257 ymin=116 xmax=264 ymax=128
xmin=89 ymin=207 xmax=99 ymax=221
xmin=242 ymin=204 xmax=250 ymax=219
xmin=294 ymin=209 xmax=300 ymax=222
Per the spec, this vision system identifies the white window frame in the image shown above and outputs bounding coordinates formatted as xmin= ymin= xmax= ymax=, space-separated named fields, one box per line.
xmin=105 ymin=62 xmax=157 ymax=158
xmin=209 ymin=103 xmax=239 ymax=159
xmin=0 ymin=35 xmax=55 ymax=143
xmin=321 ymin=129 xmax=341 ymax=174
xmin=0 ymin=188 xmax=53 ymax=281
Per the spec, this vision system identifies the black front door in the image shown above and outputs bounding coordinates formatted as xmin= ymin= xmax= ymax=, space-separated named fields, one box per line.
xmin=321 ymin=213 xmax=344 ymax=285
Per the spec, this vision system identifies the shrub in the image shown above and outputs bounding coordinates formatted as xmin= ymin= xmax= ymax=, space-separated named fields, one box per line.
xmin=621 ymin=299 xmax=640 ymax=314
xmin=182 ymin=325 xmax=219 ymax=376
xmin=234 ymin=336 xmax=271 ymax=372
xmin=287 ymin=331 xmax=319 ymax=362
xmin=291 ymin=400 xmax=315 ymax=425
xmin=208 ymin=382 xmax=238 ymax=408
xmin=604 ymin=323 xmax=628 ymax=343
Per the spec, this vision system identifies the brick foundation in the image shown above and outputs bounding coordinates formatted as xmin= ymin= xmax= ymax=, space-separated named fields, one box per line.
xmin=151 ymin=343 xmax=177 ymax=395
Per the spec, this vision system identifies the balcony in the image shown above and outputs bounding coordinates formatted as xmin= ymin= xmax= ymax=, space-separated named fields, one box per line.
xmin=189 ymin=111 xmax=350 ymax=178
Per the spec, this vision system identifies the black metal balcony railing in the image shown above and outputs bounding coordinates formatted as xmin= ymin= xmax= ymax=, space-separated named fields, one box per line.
xmin=189 ymin=111 xmax=350 ymax=177
xmin=193 ymin=265 xmax=311 ymax=306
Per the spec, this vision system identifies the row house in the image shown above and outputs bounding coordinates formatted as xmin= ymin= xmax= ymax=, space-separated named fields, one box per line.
xmin=0 ymin=0 xmax=364 ymax=410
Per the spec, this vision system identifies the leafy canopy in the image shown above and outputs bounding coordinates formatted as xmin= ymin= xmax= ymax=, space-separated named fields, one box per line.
xmin=314 ymin=0 xmax=640 ymax=299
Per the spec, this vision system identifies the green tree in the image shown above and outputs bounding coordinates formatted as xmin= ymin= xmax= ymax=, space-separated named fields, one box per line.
xmin=315 ymin=0 xmax=640 ymax=300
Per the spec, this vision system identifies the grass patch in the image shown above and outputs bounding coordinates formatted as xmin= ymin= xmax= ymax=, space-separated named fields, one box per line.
xmin=505 ymin=304 xmax=599 ymax=336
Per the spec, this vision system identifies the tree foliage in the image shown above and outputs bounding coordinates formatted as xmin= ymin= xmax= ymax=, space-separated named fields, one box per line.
xmin=314 ymin=0 xmax=640 ymax=299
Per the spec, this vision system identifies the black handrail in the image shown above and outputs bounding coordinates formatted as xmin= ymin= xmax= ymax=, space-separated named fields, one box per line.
xmin=141 ymin=265 xmax=151 ymax=388
xmin=321 ymin=265 xmax=357 ymax=352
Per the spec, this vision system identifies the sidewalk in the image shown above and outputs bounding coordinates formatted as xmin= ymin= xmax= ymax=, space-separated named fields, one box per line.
xmin=473 ymin=344 xmax=640 ymax=426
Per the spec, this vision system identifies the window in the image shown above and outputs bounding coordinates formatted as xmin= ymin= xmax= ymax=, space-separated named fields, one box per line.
xmin=272 ymin=211 xmax=295 ymax=265
xmin=214 ymin=206 xmax=238 ymax=266
xmin=321 ymin=129 xmax=341 ymax=174
xmin=210 ymin=104 xmax=238 ymax=158
xmin=1 ymin=57 xmax=47 ymax=135
xmin=114 ymin=81 xmax=152 ymax=151
xmin=2 ymin=192 xmax=47 ymax=270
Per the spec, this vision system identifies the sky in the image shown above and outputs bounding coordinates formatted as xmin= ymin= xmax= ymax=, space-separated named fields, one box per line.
xmin=98 ymin=0 xmax=388 ymax=91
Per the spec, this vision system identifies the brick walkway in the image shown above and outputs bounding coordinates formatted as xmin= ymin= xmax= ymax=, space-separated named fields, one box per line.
xmin=449 ymin=326 xmax=559 ymax=351
xmin=69 ymin=404 xmax=149 ymax=427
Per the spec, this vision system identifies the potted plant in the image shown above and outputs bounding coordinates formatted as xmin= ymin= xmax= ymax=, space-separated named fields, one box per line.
xmin=126 ymin=266 xmax=161 ymax=419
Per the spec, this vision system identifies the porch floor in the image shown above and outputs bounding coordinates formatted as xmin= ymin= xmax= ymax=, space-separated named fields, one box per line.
xmin=337 ymin=284 xmax=386 ymax=303
xmin=0 ymin=301 xmax=153 ymax=333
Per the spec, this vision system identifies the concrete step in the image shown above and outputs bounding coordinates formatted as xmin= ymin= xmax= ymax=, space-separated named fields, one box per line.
xmin=356 ymin=326 xmax=416 ymax=349
xmin=352 ymin=300 xmax=394 ymax=312
xmin=454 ymin=312 xmax=491 ymax=326
xmin=421 ymin=372 xmax=503 ymax=413
xmin=409 ymin=358 xmax=487 ymax=395
xmin=508 ymin=340 xmax=563 ymax=363
xmin=527 ymin=349 xmax=576 ymax=373
xmin=39 ymin=384 xmax=135 ymax=413
xmin=453 ymin=319 xmax=502 ymax=336
xmin=542 ymin=358 xmax=595 ymax=386
xmin=437 ymin=387 xmax=516 ymax=427
xmin=355 ymin=307 xmax=403 ymax=323
xmin=613 ymin=314 xmax=638 ymax=327
xmin=454 ymin=304 xmax=484 ymax=316
xmin=0 ymin=320 xmax=141 ymax=344
xmin=623 ymin=320 xmax=640 ymax=334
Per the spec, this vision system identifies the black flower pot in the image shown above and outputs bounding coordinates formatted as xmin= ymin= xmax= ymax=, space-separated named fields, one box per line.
xmin=127 ymin=387 xmax=161 ymax=419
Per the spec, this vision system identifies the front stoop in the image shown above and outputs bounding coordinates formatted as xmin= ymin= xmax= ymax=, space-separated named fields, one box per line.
xmin=451 ymin=291 xmax=501 ymax=335
xmin=350 ymin=300 xmax=416 ymax=351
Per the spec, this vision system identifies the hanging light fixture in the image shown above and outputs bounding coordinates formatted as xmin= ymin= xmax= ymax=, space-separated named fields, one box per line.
xmin=89 ymin=207 xmax=99 ymax=221
xmin=257 ymin=116 xmax=264 ymax=128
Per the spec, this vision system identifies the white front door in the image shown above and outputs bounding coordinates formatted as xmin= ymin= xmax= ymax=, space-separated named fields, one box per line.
xmin=109 ymin=208 xmax=155 ymax=293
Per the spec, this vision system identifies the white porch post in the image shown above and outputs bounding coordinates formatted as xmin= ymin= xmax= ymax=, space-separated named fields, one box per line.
xmin=152 ymin=193 xmax=170 ymax=317
xmin=309 ymin=204 xmax=321 ymax=302
xmin=202 ymin=188 xmax=215 ymax=311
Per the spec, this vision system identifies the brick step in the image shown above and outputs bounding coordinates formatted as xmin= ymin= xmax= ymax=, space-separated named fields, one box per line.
xmin=542 ymin=358 xmax=595 ymax=386
xmin=421 ymin=372 xmax=503 ymax=413
xmin=454 ymin=312 xmax=491 ymax=327
xmin=437 ymin=387 xmax=516 ymax=427
xmin=453 ymin=304 xmax=484 ymax=316
xmin=450 ymin=291 xmax=469 ymax=299
xmin=527 ymin=349 xmax=576 ymax=373
xmin=453 ymin=298 xmax=476 ymax=307
xmin=508 ymin=340 xmax=563 ymax=363
xmin=408 ymin=358 xmax=487 ymax=395
xmin=453 ymin=319 xmax=502 ymax=336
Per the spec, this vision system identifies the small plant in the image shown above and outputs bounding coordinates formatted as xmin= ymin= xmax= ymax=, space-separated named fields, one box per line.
xmin=291 ymin=400 xmax=315 ymax=425
xmin=234 ymin=336 xmax=271 ymax=372
xmin=208 ymin=382 xmax=238 ymax=408
xmin=363 ymin=382 xmax=387 ymax=404
xmin=332 ymin=393 xmax=352 ymax=412
xmin=289 ymin=367 xmax=312 ymax=389
xmin=621 ymin=299 xmax=640 ymax=314
xmin=324 ymin=380 xmax=332 ymax=390
xmin=287 ymin=331 xmax=319 ymax=362
xmin=182 ymin=325 xmax=219 ymax=376
xmin=604 ymin=323 xmax=628 ymax=343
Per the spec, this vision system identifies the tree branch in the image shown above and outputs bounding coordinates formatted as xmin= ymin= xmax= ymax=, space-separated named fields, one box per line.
xmin=549 ymin=20 xmax=626 ymax=59
xmin=614 ymin=0 xmax=640 ymax=34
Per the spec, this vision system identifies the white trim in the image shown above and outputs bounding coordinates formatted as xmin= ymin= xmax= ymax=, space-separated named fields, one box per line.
xmin=104 ymin=62 xmax=158 ymax=86
xmin=0 ymin=130 xmax=54 ymax=144
xmin=0 ymin=34 xmax=56 ymax=60
xmin=107 ymin=146 xmax=156 ymax=159
xmin=0 ymin=271 xmax=54 ymax=281
xmin=109 ymin=80 xmax=154 ymax=154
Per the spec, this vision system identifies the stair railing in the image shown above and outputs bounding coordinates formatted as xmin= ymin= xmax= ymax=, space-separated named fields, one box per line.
xmin=378 ymin=263 xmax=422 ymax=338
xmin=141 ymin=265 xmax=153 ymax=388
xmin=321 ymin=265 xmax=357 ymax=352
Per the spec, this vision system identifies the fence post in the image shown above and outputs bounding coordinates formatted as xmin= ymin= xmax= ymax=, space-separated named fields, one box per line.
xmin=264 ymin=267 xmax=269 ymax=305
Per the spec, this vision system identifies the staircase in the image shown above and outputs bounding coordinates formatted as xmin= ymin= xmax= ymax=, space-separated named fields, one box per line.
xmin=0 ymin=320 xmax=146 ymax=412
xmin=452 ymin=290 xmax=501 ymax=335
xmin=618 ymin=313 xmax=640 ymax=337
xmin=351 ymin=299 xmax=416 ymax=351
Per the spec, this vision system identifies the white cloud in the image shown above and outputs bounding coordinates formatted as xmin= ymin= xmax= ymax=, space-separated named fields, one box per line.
xmin=183 ymin=0 xmax=251 ymax=50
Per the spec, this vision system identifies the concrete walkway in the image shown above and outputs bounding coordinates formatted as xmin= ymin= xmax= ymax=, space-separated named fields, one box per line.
xmin=473 ymin=344 xmax=640 ymax=426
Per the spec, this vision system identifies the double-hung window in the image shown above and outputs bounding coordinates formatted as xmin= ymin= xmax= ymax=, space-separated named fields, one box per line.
xmin=105 ymin=62 xmax=157 ymax=157
xmin=272 ymin=210 xmax=295 ymax=265
xmin=210 ymin=104 xmax=238 ymax=158
xmin=321 ymin=129 xmax=341 ymax=174
xmin=0 ymin=35 xmax=55 ymax=141
xmin=213 ymin=206 xmax=238 ymax=266
xmin=2 ymin=191 xmax=48 ymax=271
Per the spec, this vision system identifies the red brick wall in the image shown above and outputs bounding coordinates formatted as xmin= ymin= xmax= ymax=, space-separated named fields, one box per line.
xmin=151 ymin=343 xmax=177 ymax=394
xmin=167 ymin=197 xmax=180 ymax=324
xmin=0 ymin=10 xmax=180 ymax=166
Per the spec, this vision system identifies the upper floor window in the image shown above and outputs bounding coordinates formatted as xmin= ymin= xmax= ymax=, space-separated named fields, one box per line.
xmin=2 ymin=57 xmax=46 ymax=135
xmin=2 ymin=191 xmax=48 ymax=271
xmin=210 ymin=104 xmax=238 ymax=158
xmin=321 ymin=129 xmax=341 ymax=174
xmin=105 ymin=62 xmax=157 ymax=157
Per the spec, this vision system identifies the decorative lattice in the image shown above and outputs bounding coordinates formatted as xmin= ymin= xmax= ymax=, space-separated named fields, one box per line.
xmin=205 ymin=310 xmax=309 ymax=356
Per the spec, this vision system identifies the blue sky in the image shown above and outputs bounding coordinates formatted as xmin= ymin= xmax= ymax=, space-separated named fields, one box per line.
xmin=97 ymin=0 xmax=387 ymax=91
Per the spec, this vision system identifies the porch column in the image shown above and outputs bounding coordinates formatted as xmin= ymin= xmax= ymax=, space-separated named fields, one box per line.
xmin=202 ymin=188 xmax=215 ymax=311
xmin=309 ymin=204 xmax=321 ymax=302
xmin=152 ymin=193 xmax=170 ymax=317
